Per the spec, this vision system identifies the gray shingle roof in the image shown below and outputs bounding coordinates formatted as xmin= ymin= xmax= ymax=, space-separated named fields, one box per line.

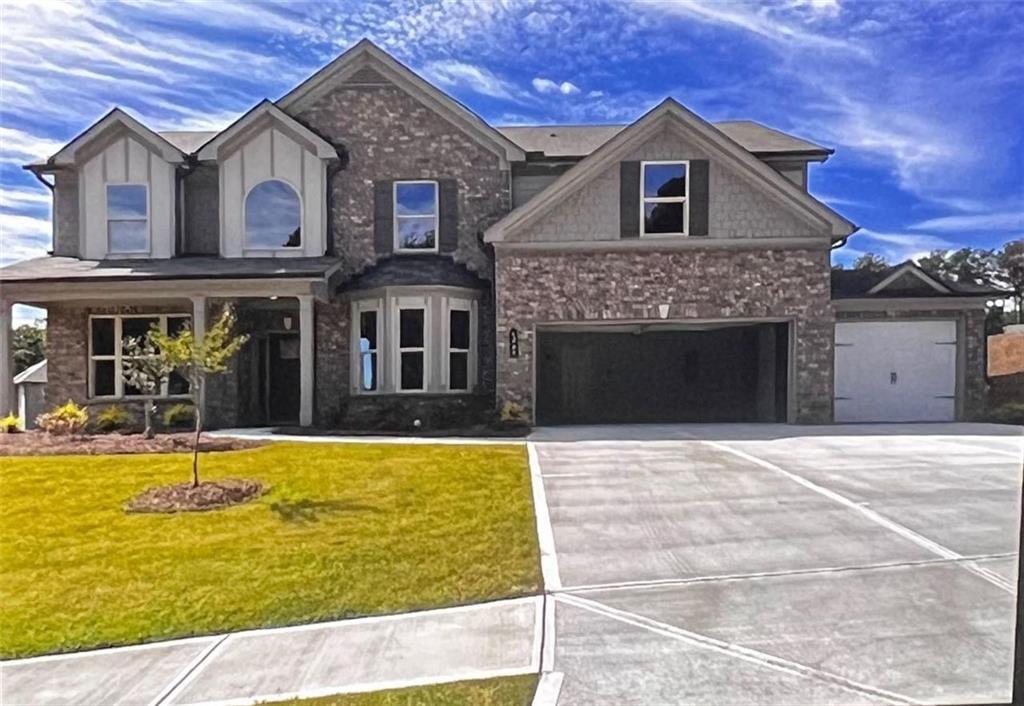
xmin=0 ymin=256 xmax=341 ymax=283
xmin=496 ymin=120 xmax=832 ymax=158
xmin=831 ymin=262 xmax=1004 ymax=299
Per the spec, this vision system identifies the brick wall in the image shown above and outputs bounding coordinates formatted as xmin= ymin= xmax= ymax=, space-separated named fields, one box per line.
xmin=296 ymin=67 xmax=510 ymax=279
xmin=494 ymin=247 xmax=834 ymax=423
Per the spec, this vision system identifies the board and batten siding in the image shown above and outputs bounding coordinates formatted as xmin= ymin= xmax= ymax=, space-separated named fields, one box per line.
xmin=219 ymin=125 xmax=327 ymax=258
xmin=79 ymin=135 xmax=175 ymax=259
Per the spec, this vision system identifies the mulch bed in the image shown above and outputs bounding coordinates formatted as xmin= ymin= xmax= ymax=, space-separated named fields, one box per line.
xmin=0 ymin=432 xmax=265 ymax=457
xmin=126 ymin=479 xmax=267 ymax=514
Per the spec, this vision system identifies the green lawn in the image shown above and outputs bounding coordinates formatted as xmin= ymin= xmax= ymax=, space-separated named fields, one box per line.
xmin=271 ymin=675 xmax=538 ymax=706
xmin=0 ymin=442 xmax=540 ymax=658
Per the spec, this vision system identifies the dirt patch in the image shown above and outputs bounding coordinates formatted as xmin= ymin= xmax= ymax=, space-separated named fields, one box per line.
xmin=126 ymin=479 xmax=267 ymax=514
xmin=0 ymin=432 xmax=265 ymax=457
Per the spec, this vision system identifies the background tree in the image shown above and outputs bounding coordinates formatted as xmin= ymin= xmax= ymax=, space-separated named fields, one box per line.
xmin=122 ymin=335 xmax=175 ymax=439
xmin=850 ymin=253 xmax=890 ymax=273
xmin=997 ymin=240 xmax=1024 ymax=324
xmin=917 ymin=247 xmax=1000 ymax=286
xmin=13 ymin=325 xmax=44 ymax=374
xmin=148 ymin=306 xmax=248 ymax=487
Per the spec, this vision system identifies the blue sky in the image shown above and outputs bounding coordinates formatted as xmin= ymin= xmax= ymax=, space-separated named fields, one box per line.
xmin=1 ymin=0 xmax=1022 ymax=323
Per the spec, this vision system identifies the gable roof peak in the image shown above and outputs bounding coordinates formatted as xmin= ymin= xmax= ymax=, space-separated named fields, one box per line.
xmin=194 ymin=99 xmax=337 ymax=161
xmin=35 ymin=107 xmax=186 ymax=170
xmin=276 ymin=39 xmax=524 ymax=164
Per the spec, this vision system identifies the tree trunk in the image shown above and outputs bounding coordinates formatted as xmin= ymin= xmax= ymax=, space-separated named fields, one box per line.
xmin=191 ymin=380 xmax=202 ymax=488
xmin=143 ymin=402 xmax=154 ymax=440
xmin=192 ymin=404 xmax=201 ymax=488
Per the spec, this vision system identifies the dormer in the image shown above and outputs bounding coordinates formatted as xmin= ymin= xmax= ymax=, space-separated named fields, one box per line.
xmin=195 ymin=101 xmax=338 ymax=258
xmin=37 ymin=108 xmax=185 ymax=260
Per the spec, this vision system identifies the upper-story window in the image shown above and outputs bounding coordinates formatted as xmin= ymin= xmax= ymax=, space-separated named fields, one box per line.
xmin=245 ymin=179 xmax=302 ymax=250
xmin=394 ymin=181 xmax=438 ymax=253
xmin=107 ymin=184 xmax=149 ymax=253
xmin=641 ymin=161 xmax=688 ymax=236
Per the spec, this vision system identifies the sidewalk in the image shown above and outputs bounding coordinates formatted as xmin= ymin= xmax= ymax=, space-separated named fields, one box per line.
xmin=208 ymin=428 xmax=526 ymax=446
xmin=1 ymin=597 xmax=541 ymax=706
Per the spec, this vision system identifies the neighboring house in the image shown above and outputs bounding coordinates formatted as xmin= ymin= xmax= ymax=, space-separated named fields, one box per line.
xmin=0 ymin=39 xmax=1002 ymax=428
xmin=13 ymin=360 xmax=46 ymax=430
xmin=988 ymin=324 xmax=1024 ymax=408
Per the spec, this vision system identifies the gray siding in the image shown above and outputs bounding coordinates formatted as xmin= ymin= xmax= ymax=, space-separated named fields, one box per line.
xmin=511 ymin=163 xmax=573 ymax=208
xmin=182 ymin=164 xmax=219 ymax=255
xmin=53 ymin=172 xmax=79 ymax=257
xmin=513 ymin=127 xmax=825 ymax=243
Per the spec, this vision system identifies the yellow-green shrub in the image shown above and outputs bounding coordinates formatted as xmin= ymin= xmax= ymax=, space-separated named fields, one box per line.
xmin=95 ymin=405 xmax=131 ymax=433
xmin=36 ymin=400 xmax=89 ymax=435
xmin=162 ymin=403 xmax=195 ymax=428
xmin=0 ymin=413 xmax=22 ymax=433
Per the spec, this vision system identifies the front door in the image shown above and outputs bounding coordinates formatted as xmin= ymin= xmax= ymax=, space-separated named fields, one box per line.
xmin=267 ymin=333 xmax=301 ymax=424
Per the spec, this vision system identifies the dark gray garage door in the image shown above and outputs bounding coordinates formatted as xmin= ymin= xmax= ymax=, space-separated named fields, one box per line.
xmin=536 ymin=322 xmax=789 ymax=425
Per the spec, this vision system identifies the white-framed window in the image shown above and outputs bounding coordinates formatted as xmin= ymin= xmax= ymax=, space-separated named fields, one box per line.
xmin=356 ymin=301 xmax=381 ymax=392
xmin=89 ymin=314 xmax=191 ymax=398
xmin=444 ymin=298 xmax=475 ymax=391
xmin=394 ymin=181 xmax=438 ymax=253
xmin=245 ymin=179 xmax=302 ymax=250
xmin=640 ymin=160 xmax=688 ymax=237
xmin=106 ymin=184 xmax=149 ymax=254
xmin=350 ymin=291 xmax=478 ymax=395
xmin=395 ymin=296 xmax=429 ymax=391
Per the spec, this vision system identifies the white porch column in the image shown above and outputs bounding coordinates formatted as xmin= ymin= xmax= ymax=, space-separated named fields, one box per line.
xmin=190 ymin=296 xmax=207 ymax=417
xmin=298 ymin=294 xmax=314 ymax=427
xmin=0 ymin=301 xmax=13 ymax=416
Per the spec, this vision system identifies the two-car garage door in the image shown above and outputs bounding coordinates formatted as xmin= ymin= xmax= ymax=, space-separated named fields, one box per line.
xmin=834 ymin=320 xmax=957 ymax=423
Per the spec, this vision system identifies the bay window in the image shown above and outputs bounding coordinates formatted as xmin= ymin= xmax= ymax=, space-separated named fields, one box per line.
xmin=350 ymin=290 xmax=477 ymax=395
xmin=89 ymin=314 xmax=191 ymax=398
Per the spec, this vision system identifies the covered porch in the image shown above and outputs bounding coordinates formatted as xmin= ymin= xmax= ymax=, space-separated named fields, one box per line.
xmin=0 ymin=257 xmax=341 ymax=428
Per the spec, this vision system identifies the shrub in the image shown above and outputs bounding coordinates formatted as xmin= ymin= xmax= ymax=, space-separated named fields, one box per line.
xmin=0 ymin=413 xmax=22 ymax=433
xmin=499 ymin=401 xmax=529 ymax=425
xmin=94 ymin=405 xmax=131 ymax=433
xmin=163 ymin=403 xmax=196 ymax=428
xmin=36 ymin=400 xmax=89 ymax=435
xmin=987 ymin=402 xmax=1024 ymax=426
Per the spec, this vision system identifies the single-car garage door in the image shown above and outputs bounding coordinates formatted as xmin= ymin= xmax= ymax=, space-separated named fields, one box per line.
xmin=835 ymin=320 xmax=957 ymax=423
xmin=535 ymin=322 xmax=789 ymax=425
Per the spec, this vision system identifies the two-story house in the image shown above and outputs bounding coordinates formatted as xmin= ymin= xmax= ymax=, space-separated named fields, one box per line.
xmin=0 ymin=39 xmax=996 ymax=428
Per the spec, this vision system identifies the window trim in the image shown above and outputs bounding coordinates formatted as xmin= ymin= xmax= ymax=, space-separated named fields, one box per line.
xmin=394 ymin=296 xmax=430 ymax=392
xmin=393 ymin=180 xmax=439 ymax=254
xmin=354 ymin=299 xmax=383 ymax=393
xmin=442 ymin=298 xmax=477 ymax=392
xmin=243 ymin=178 xmax=304 ymax=253
xmin=106 ymin=183 xmax=151 ymax=255
xmin=88 ymin=313 xmax=191 ymax=400
xmin=639 ymin=160 xmax=689 ymax=238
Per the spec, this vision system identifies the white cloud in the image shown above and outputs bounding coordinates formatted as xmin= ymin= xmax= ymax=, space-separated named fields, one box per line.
xmin=0 ymin=212 xmax=51 ymax=266
xmin=646 ymin=0 xmax=868 ymax=57
xmin=0 ymin=188 xmax=51 ymax=209
xmin=846 ymin=228 xmax=955 ymax=262
xmin=532 ymin=77 xmax=581 ymax=95
xmin=0 ymin=127 xmax=65 ymax=165
xmin=421 ymin=60 xmax=525 ymax=101
xmin=908 ymin=211 xmax=1024 ymax=233
xmin=13 ymin=305 xmax=46 ymax=328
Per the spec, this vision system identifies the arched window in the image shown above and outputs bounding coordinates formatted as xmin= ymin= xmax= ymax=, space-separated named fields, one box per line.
xmin=245 ymin=179 xmax=301 ymax=249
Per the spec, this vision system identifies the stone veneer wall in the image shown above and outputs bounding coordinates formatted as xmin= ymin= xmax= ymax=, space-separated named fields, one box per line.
xmin=296 ymin=67 xmax=511 ymax=279
xmin=45 ymin=302 xmax=209 ymax=423
xmin=835 ymin=307 xmax=989 ymax=420
xmin=294 ymin=67 xmax=510 ymax=425
xmin=494 ymin=247 xmax=835 ymax=424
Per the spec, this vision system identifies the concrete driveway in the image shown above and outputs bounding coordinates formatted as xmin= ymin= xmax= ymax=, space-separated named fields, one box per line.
xmin=530 ymin=423 xmax=1023 ymax=705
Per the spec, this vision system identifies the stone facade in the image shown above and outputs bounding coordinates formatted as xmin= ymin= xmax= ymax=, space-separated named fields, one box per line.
xmin=494 ymin=247 xmax=835 ymax=423
xmin=835 ymin=307 xmax=989 ymax=420
xmin=292 ymin=67 xmax=510 ymax=425
xmin=296 ymin=67 xmax=511 ymax=278
xmin=511 ymin=126 xmax=825 ymax=243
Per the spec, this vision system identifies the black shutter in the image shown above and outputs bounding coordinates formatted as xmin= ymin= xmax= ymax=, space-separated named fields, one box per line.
xmin=689 ymin=160 xmax=709 ymax=236
xmin=619 ymin=161 xmax=640 ymax=239
xmin=373 ymin=180 xmax=393 ymax=255
xmin=438 ymin=179 xmax=458 ymax=254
